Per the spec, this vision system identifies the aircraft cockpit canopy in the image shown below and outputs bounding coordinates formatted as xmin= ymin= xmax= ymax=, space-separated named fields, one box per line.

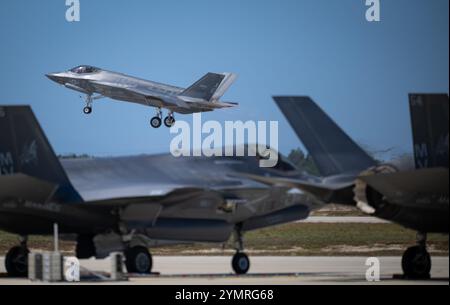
xmin=70 ymin=65 xmax=100 ymax=74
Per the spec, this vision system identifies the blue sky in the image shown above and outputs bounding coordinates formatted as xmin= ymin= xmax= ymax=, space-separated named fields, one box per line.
xmin=0 ymin=0 xmax=448 ymax=158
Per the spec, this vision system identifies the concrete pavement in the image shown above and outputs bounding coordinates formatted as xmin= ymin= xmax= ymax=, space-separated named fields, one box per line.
xmin=0 ymin=256 xmax=448 ymax=285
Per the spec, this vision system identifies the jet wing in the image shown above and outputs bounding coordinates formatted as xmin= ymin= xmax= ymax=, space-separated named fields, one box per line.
xmin=230 ymin=173 xmax=353 ymax=203
xmin=360 ymin=168 xmax=449 ymax=203
xmin=87 ymin=186 xmax=225 ymax=229
xmin=98 ymin=187 xmax=208 ymax=220
xmin=90 ymin=81 xmax=237 ymax=114
xmin=78 ymin=183 xmax=208 ymax=204
xmin=172 ymin=98 xmax=238 ymax=114
xmin=90 ymin=81 xmax=180 ymax=107
xmin=0 ymin=173 xmax=58 ymax=203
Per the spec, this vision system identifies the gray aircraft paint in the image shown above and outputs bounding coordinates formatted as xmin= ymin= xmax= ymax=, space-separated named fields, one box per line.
xmin=46 ymin=66 xmax=238 ymax=115
xmin=249 ymin=95 xmax=449 ymax=234
xmin=274 ymin=96 xmax=377 ymax=177
xmin=0 ymin=105 xmax=319 ymax=247
xmin=409 ymin=94 xmax=449 ymax=169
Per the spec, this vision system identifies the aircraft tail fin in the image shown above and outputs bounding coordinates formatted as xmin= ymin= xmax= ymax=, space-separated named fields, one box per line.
xmin=0 ymin=106 xmax=82 ymax=203
xmin=409 ymin=94 xmax=449 ymax=169
xmin=274 ymin=96 xmax=377 ymax=177
xmin=181 ymin=73 xmax=237 ymax=102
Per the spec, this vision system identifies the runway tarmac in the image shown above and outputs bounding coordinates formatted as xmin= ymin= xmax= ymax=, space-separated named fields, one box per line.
xmin=301 ymin=217 xmax=390 ymax=224
xmin=0 ymin=256 xmax=448 ymax=285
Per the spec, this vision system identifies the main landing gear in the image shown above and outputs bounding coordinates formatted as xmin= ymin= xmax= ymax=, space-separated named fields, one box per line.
xmin=74 ymin=234 xmax=153 ymax=275
xmin=5 ymin=236 xmax=29 ymax=278
xmin=164 ymin=113 xmax=176 ymax=128
xmin=124 ymin=246 xmax=153 ymax=274
xmin=150 ymin=109 xmax=175 ymax=129
xmin=231 ymin=224 xmax=250 ymax=275
xmin=401 ymin=232 xmax=432 ymax=279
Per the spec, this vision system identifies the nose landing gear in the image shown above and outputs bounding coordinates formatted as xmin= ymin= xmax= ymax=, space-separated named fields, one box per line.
xmin=81 ymin=94 xmax=103 ymax=115
xmin=83 ymin=95 xmax=93 ymax=115
xmin=83 ymin=106 xmax=92 ymax=114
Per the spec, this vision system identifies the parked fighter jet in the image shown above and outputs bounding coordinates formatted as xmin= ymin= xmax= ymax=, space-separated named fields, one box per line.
xmin=242 ymin=95 xmax=449 ymax=279
xmin=46 ymin=66 xmax=238 ymax=128
xmin=0 ymin=105 xmax=322 ymax=277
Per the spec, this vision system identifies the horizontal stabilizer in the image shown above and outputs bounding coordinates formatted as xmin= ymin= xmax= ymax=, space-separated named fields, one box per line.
xmin=182 ymin=100 xmax=238 ymax=109
xmin=0 ymin=173 xmax=58 ymax=203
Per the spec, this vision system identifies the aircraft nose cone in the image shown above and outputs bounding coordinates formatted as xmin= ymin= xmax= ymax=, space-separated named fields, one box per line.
xmin=46 ymin=73 xmax=58 ymax=81
xmin=46 ymin=73 xmax=65 ymax=84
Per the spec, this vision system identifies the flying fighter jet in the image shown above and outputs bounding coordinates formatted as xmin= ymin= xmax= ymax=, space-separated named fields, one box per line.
xmin=0 ymin=104 xmax=323 ymax=277
xmin=242 ymin=94 xmax=449 ymax=279
xmin=46 ymin=66 xmax=238 ymax=128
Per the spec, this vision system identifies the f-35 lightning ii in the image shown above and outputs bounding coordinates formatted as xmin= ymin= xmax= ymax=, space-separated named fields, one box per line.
xmin=242 ymin=94 xmax=449 ymax=279
xmin=46 ymin=66 xmax=238 ymax=128
xmin=0 ymin=104 xmax=322 ymax=277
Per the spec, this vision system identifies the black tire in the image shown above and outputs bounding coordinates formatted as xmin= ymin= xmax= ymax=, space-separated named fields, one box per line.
xmin=76 ymin=235 xmax=96 ymax=259
xmin=125 ymin=246 xmax=152 ymax=274
xmin=402 ymin=246 xmax=432 ymax=279
xmin=5 ymin=246 xmax=29 ymax=278
xmin=164 ymin=116 xmax=175 ymax=128
xmin=232 ymin=252 xmax=250 ymax=275
xmin=150 ymin=116 xmax=162 ymax=128
xmin=83 ymin=106 xmax=92 ymax=114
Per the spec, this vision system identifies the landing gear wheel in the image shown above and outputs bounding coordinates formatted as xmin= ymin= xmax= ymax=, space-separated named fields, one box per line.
xmin=150 ymin=116 xmax=162 ymax=128
xmin=125 ymin=246 xmax=153 ymax=274
xmin=164 ymin=116 xmax=175 ymax=128
xmin=83 ymin=106 xmax=92 ymax=114
xmin=5 ymin=246 xmax=30 ymax=277
xmin=402 ymin=246 xmax=431 ymax=279
xmin=232 ymin=252 xmax=250 ymax=275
